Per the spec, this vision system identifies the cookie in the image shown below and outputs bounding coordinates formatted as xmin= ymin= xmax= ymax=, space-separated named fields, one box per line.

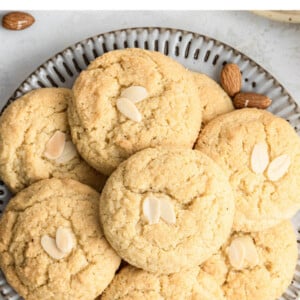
xmin=195 ymin=108 xmax=300 ymax=231
xmin=99 ymin=147 xmax=235 ymax=274
xmin=0 ymin=88 xmax=106 ymax=193
xmin=102 ymin=265 xmax=226 ymax=300
xmin=69 ymin=49 xmax=202 ymax=175
xmin=203 ymin=221 xmax=297 ymax=300
xmin=0 ymin=178 xmax=121 ymax=300
xmin=193 ymin=72 xmax=234 ymax=124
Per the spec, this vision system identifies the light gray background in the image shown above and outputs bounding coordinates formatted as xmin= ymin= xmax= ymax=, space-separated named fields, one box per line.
xmin=1 ymin=10 xmax=300 ymax=109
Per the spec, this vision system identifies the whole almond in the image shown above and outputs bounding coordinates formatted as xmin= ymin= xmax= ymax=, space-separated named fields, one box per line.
xmin=220 ymin=63 xmax=242 ymax=96
xmin=2 ymin=12 xmax=35 ymax=31
xmin=233 ymin=93 xmax=272 ymax=109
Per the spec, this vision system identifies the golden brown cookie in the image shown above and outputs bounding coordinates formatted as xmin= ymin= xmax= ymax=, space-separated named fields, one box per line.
xmin=102 ymin=265 xmax=226 ymax=300
xmin=193 ymin=72 xmax=234 ymax=124
xmin=69 ymin=49 xmax=202 ymax=175
xmin=99 ymin=147 xmax=235 ymax=274
xmin=0 ymin=88 xmax=106 ymax=193
xmin=196 ymin=108 xmax=300 ymax=231
xmin=0 ymin=178 xmax=121 ymax=300
xmin=203 ymin=221 xmax=297 ymax=300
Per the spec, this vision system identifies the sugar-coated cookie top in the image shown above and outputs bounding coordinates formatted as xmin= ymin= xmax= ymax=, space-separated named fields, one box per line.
xmin=69 ymin=49 xmax=202 ymax=175
xmin=99 ymin=147 xmax=234 ymax=274
xmin=196 ymin=108 xmax=300 ymax=231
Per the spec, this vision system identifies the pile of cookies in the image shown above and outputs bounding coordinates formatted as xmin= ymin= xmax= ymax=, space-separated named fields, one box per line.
xmin=0 ymin=48 xmax=299 ymax=300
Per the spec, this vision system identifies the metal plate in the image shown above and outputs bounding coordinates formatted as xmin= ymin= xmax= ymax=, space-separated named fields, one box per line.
xmin=1 ymin=27 xmax=300 ymax=300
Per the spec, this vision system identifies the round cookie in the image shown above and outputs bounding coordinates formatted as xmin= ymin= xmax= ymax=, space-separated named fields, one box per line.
xmin=192 ymin=72 xmax=234 ymax=124
xmin=102 ymin=265 xmax=226 ymax=300
xmin=69 ymin=48 xmax=202 ymax=175
xmin=99 ymin=147 xmax=235 ymax=274
xmin=0 ymin=88 xmax=106 ymax=193
xmin=195 ymin=108 xmax=300 ymax=231
xmin=202 ymin=221 xmax=297 ymax=300
xmin=0 ymin=178 xmax=121 ymax=300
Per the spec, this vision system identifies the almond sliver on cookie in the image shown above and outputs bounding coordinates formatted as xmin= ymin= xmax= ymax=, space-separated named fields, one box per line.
xmin=251 ymin=142 xmax=269 ymax=174
xmin=143 ymin=197 xmax=160 ymax=224
xmin=56 ymin=141 xmax=77 ymax=164
xmin=228 ymin=238 xmax=246 ymax=270
xmin=41 ymin=235 xmax=65 ymax=260
xmin=44 ymin=130 xmax=66 ymax=160
xmin=267 ymin=154 xmax=291 ymax=181
xmin=116 ymin=98 xmax=142 ymax=122
xmin=241 ymin=236 xmax=259 ymax=266
xmin=56 ymin=227 xmax=74 ymax=253
xmin=121 ymin=86 xmax=148 ymax=103
xmin=159 ymin=197 xmax=176 ymax=224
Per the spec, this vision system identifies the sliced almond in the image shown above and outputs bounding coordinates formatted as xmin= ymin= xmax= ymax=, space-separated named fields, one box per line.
xmin=159 ymin=197 xmax=176 ymax=224
xmin=56 ymin=141 xmax=77 ymax=164
xmin=251 ymin=142 xmax=269 ymax=174
xmin=121 ymin=86 xmax=148 ymax=103
xmin=44 ymin=131 xmax=66 ymax=160
xmin=41 ymin=235 xmax=65 ymax=260
xmin=143 ymin=197 xmax=160 ymax=224
xmin=228 ymin=238 xmax=246 ymax=270
xmin=116 ymin=98 xmax=142 ymax=122
xmin=241 ymin=236 xmax=259 ymax=266
xmin=56 ymin=227 xmax=74 ymax=253
xmin=267 ymin=154 xmax=291 ymax=181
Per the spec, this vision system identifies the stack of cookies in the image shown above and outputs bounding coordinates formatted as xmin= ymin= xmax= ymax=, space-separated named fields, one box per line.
xmin=0 ymin=48 xmax=299 ymax=300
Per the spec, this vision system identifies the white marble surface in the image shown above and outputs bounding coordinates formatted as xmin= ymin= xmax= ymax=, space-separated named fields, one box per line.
xmin=0 ymin=10 xmax=300 ymax=110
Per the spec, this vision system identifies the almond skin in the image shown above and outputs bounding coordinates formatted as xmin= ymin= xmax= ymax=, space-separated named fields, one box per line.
xmin=233 ymin=92 xmax=272 ymax=109
xmin=220 ymin=63 xmax=242 ymax=96
xmin=2 ymin=12 xmax=35 ymax=31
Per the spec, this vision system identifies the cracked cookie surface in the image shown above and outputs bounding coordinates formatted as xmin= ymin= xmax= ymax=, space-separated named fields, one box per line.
xmin=195 ymin=108 xmax=300 ymax=231
xmin=69 ymin=49 xmax=202 ymax=175
xmin=0 ymin=88 xmax=106 ymax=193
xmin=0 ymin=178 xmax=121 ymax=300
xmin=192 ymin=72 xmax=234 ymax=124
xmin=101 ymin=265 xmax=226 ymax=300
xmin=99 ymin=148 xmax=235 ymax=274
xmin=203 ymin=221 xmax=297 ymax=300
